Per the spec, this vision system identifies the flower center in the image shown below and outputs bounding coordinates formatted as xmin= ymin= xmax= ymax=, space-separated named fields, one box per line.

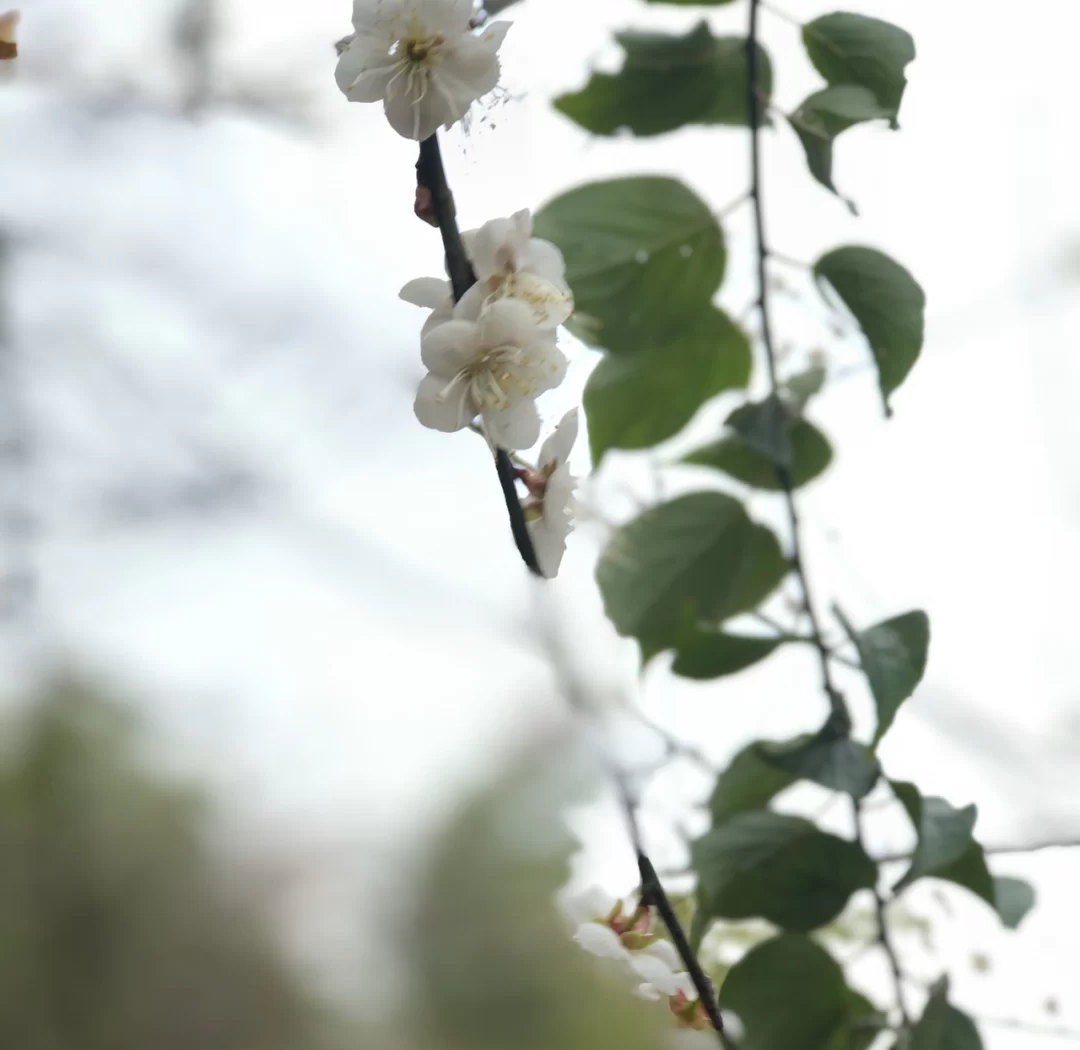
xmin=435 ymin=343 xmax=537 ymax=421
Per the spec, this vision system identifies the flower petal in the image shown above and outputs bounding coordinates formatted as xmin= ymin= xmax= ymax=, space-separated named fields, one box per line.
xmin=400 ymin=276 xmax=451 ymax=309
xmin=521 ymin=339 xmax=568 ymax=396
xmin=453 ymin=281 xmax=491 ymax=323
xmin=529 ymin=515 xmax=567 ymax=579
xmin=503 ymin=272 xmax=573 ymax=329
xmin=629 ymin=952 xmax=683 ymax=996
xmin=383 ymin=75 xmax=452 ymax=140
xmin=641 ymin=938 xmax=681 ymax=972
xmin=573 ymin=922 xmax=628 ymax=961
xmin=414 ymin=372 xmax=472 ymax=433
xmin=420 ymin=319 xmax=481 ymax=376
xmin=335 ymin=38 xmax=398 ymax=102
xmin=436 ymin=30 xmax=504 ymax=115
xmin=421 ymin=299 xmax=455 ymax=337
xmin=477 ymin=298 xmax=539 ymax=349
xmin=558 ymin=886 xmax=617 ymax=925
xmin=477 ymin=19 xmax=512 ymax=52
xmin=469 ymin=217 xmax=521 ymax=281
xmin=412 ymin=0 xmax=474 ymax=32
xmin=539 ymin=409 xmax=579 ymax=469
xmin=483 ymin=399 xmax=540 ymax=450
xmin=522 ymin=237 xmax=568 ymax=283
xmin=351 ymin=0 xmax=403 ymax=34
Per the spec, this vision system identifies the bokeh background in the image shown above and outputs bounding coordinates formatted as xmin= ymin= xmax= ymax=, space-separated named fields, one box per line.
xmin=1 ymin=0 xmax=1079 ymax=1046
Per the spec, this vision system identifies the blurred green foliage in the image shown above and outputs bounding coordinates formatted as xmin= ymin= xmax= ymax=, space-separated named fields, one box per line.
xmin=0 ymin=677 xmax=346 ymax=1050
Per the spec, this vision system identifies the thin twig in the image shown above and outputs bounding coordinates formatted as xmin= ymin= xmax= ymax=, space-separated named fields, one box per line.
xmin=875 ymin=836 xmax=1080 ymax=866
xmin=747 ymin=0 xmax=910 ymax=1029
xmin=746 ymin=5 xmax=845 ymax=726
xmin=977 ymin=1015 xmax=1080 ymax=1041
xmin=636 ymin=710 xmax=718 ymax=772
xmin=415 ymin=134 xmax=541 ymax=575
xmin=853 ymin=799 xmax=912 ymax=1027
xmin=613 ymin=777 xmax=736 ymax=1050
xmin=759 ymin=0 xmax=801 ymax=28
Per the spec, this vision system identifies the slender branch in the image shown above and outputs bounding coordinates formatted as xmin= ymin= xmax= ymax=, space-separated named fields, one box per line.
xmin=636 ymin=711 xmax=718 ymax=772
xmin=415 ymin=134 xmax=542 ymax=576
xmin=613 ymin=777 xmax=736 ymax=1050
xmin=759 ymin=0 xmax=801 ymax=28
xmin=875 ymin=835 xmax=1080 ymax=866
xmin=750 ymin=611 xmax=861 ymax=668
xmin=747 ymin=1 xmax=909 ymax=1030
xmin=853 ymin=799 xmax=912 ymax=1027
xmin=746 ymin=0 xmax=845 ymax=727
xmin=977 ymin=1015 xmax=1080 ymax=1041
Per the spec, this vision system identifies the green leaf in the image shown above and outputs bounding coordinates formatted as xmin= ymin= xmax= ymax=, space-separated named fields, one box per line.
xmin=992 ymin=876 xmax=1036 ymax=930
xmin=534 ymin=177 xmax=725 ymax=349
xmin=814 ymin=247 xmax=925 ymax=414
xmin=891 ymin=782 xmax=983 ymax=892
xmin=692 ymin=812 xmax=876 ymax=931
xmin=892 ymin=783 xmax=1029 ymax=928
xmin=719 ymin=936 xmax=850 ymax=1050
xmin=802 ymin=13 xmax=915 ymax=124
xmin=783 ymin=364 xmax=827 ymax=407
xmin=836 ymin=609 xmax=929 ymax=745
xmin=672 ymin=629 xmax=782 ymax=680
xmin=584 ymin=307 xmax=750 ymax=464
xmin=760 ymin=731 xmax=880 ymax=800
xmin=555 ymin=24 xmax=771 ymax=136
xmin=909 ymin=978 xmax=983 ymax=1050
xmin=825 ymin=990 xmax=887 ymax=1050
xmin=789 ymin=85 xmax=892 ymax=211
xmin=596 ymin=492 xmax=787 ymax=652
xmin=727 ymin=395 xmax=791 ymax=468
xmin=684 ymin=408 xmax=833 ymax=491
xmin=709 ymin=743 xmax=798 ymax=824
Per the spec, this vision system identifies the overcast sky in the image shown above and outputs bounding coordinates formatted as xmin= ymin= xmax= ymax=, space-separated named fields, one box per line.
xmin=3 ymin=0 xmax=1080 ymax=1039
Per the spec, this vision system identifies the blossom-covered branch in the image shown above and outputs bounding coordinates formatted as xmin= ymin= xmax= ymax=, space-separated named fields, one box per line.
xmin=335 ymin=0 xmax=579 ymax=578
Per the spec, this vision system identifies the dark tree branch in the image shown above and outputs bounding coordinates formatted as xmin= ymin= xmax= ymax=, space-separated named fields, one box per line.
xmin=747 ymin=0 xmax=908 ymax=1028
xmin=415 ymin=134 xmax=541 ymax=575
xmin=613 ymin=778 xmax=735 ymax=1050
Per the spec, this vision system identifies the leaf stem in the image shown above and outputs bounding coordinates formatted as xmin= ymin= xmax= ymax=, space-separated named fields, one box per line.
xmin=415 ymin=134 xmax=542 ymax=576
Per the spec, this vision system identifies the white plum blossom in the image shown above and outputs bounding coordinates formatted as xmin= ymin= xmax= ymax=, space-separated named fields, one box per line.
xmin=521 ymin=408 xmax=578 ymax=579
xmin=414 ymin=298 xmax=566 ymax=449
xmin=399 ymin=209 xmax=572 ymax=334
xmin=335 ymin=0 xmax=511 ymax=141
xmin=557 ymin=886 xmax=695 ymax=1002
xmin=458 ymin=210 xmax=573 ymax=329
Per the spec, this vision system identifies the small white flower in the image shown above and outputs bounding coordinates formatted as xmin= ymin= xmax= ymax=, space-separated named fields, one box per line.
xmin=414 ymin=298 xmax=566 ymax=449
xmin=399 ymin=210 xmax=572 ymax=335
xmin=335 ymin=0 xmax=511 ymax=141
xmin=523 ymin=408 xmax=578 ymax=579
xmin=457 ymin=210 xmax=573 ymax=329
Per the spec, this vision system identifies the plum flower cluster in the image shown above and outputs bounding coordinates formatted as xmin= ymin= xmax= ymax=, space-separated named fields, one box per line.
xmin=401 ymin=210 xmax=578 ymax=577
xmin=559 ymin=887 xmax=710 ymax=1029
xmin=335 ymin=0 xmax=511 ymax=140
